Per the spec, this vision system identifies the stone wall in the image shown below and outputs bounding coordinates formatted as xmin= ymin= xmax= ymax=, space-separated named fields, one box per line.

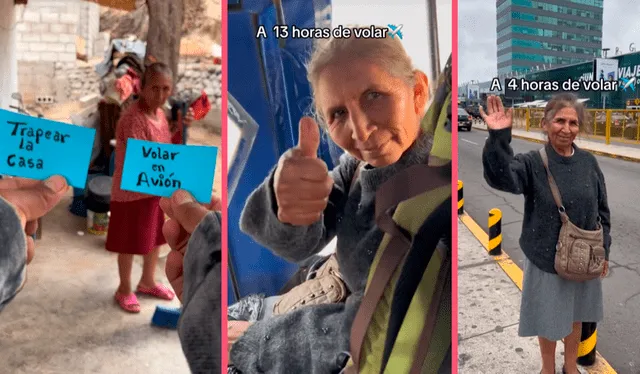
xmin=39 ymin=56 xmax=222 ymax=131
xmin=58 ymin=62 xmax=101 ymax=102
xmin=175 ymin=57 xmax=222 ymax=132
xmin=15 ymin=0 xmax=220 ymax=115
xmin=176 ymin=57 xmax=222 ymax=110
xmin=49 ymin=56 xmax=223 ymax=109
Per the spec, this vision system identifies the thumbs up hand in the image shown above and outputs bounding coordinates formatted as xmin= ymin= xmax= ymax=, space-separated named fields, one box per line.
xmin=274 ymin=117 xmax=334 ymax=226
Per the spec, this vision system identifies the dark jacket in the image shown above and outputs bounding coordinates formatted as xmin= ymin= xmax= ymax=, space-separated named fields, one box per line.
xmin=482 ymin=128 xmax=612 ymax=273
xmin=231 ymin=134 xmax=437 ymax=373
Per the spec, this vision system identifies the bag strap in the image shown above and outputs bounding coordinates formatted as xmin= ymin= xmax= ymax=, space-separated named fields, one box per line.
xmin=409 ymin=244 xmax=450 ymax=374
xmin=349 ymin=55 xmax=452 ymax=372
xmin=538 ymin=148 xmax=566 ymax=214
xmin=349 ymin=162 xmax=451 ymax=371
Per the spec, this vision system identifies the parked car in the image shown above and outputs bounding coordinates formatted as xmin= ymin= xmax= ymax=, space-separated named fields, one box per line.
xmin=465 ymin=105 xmax=480 ymax=118
xmin=458 ymin=108 xmax=472 ymax=131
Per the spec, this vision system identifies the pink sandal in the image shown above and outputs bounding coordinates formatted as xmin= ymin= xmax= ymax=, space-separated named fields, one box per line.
xmin=115 ymin=293 xmax=141 ymax=313
xmin=136 ymin=283 xmax=175 ymax=301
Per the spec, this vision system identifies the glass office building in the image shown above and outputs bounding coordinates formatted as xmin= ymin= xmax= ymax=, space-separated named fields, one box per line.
xmin=496 ymin=0 xmax=604 ymax=75
xmin=459 ymin=51 xmax=640 ymax=109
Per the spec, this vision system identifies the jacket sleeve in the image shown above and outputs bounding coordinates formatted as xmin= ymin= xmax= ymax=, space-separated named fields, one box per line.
xmin=239 ymin=153 xmax=358 ymax=263
xmin=594 ymin=161 xmax=612 ymax=259
xmin=482 ymin=128 xmax=533 ymax=195
xmin=0 ymin=196 xmax=27 ymax=312
xmin=178 ymin=211 xmax=222 ymax=374
xmin=230 ymin=291 xmax=362 ymax=374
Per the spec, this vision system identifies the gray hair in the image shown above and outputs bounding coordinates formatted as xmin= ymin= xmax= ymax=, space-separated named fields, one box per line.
xmin=142 ymin=62 xmax=173 ymax=87
xmin=542 ymin=92 xmax=589 ymax=132
xmin=306 ymin=25 xmax=418 ymax=126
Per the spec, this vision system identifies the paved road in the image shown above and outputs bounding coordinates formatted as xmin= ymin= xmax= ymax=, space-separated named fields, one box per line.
xmin=471 ymin=119 xmax=640 ymax=151
xmin=459 ymin=128 xmax=640 ymax=374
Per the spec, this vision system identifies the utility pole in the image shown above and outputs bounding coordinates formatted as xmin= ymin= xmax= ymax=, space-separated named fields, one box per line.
xmin=426 ymin=0 xmax=440 ymax=96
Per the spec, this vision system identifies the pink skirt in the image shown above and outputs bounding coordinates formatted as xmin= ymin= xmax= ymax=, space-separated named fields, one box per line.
xmin=105 ymin=197 xmax=167 ymax=255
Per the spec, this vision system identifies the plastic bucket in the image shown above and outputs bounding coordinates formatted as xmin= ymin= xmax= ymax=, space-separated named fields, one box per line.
xmin=84 ymin=175 xmax=112 ymax=235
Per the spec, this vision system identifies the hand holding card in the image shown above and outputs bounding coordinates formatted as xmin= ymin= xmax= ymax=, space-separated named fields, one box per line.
xmin=0 ymin=109 xmax=96 ymax=189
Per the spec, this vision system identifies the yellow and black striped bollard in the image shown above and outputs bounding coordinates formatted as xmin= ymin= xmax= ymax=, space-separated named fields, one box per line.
xmin=488 ymin=208 xmax=502 ymax=256
xmin=457 ymin=180 xmax=464 ymax=215
xmin=577 ymin=322 xmax=597 ymax=366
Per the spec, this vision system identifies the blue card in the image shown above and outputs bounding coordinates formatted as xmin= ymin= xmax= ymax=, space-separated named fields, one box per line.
xmin=121 ymin=139 xmax=218 ymax=203
xmin=0 ymin=109 xmax=96 ymax=188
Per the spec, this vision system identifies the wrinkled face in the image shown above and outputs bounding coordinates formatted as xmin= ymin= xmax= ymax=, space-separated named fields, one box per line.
xmin=543 ymin=106 xmax=580 ymax=149
xmin=141 ymin=71 xmax=173 ymax=109
xmin=314 ymin=58 xmax=428 ymax=167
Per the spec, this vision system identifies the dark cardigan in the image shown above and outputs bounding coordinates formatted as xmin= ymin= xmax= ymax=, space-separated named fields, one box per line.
xmin=482 ymin=128 xmax=611 ymax=273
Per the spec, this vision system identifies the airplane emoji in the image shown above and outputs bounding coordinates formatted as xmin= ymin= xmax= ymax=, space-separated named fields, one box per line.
xmin=620 ymin=77 xmax=635 ymax=92
xmin=388 ymin=24 xmax=404 ymax=40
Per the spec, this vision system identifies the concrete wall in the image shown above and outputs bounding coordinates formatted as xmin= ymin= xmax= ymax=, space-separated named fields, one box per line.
xmin=15 ymin=0 xmax=103 ymax=105
xmin=15 ymin=0 xmax=80 ymax=104
xmin=0 ymin=0 xmax=18 ymax=110
xmin=16 ymin=0 xmax=79 ymax=63
xmin=94 ymin=31 xmax=110 ymax=58
xmin=77 ymin=1 xmax=100 ymax=59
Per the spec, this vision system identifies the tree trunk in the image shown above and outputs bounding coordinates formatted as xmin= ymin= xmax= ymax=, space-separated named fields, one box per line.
xmin=145 ymin=0 xmax=184 ymax=87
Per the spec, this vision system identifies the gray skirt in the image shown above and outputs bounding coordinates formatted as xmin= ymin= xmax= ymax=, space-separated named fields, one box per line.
xmin=518 ymin=258 xmax=603 ymax=341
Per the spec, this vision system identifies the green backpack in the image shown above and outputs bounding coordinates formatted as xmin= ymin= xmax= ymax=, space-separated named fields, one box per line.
xmin=344 ymin=54 xmax=452 ymax=374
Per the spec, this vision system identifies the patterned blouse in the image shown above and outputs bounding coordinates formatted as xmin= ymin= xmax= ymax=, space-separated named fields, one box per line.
xmin=110 ymin=101 xmax=179 ymax=202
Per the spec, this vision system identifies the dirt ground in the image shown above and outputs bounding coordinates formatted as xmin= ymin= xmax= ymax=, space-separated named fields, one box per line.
xmin=0 ymin=128 xmax=221 ymax=374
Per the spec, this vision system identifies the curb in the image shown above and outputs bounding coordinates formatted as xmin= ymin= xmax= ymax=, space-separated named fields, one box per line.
xmin=470 ymin=125 xmax=640 ymax=163
xmin=458 ymin=212 xmax=617 ymax=374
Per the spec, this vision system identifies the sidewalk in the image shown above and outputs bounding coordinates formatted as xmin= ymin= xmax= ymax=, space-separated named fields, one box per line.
xmin=458 ymin=218 xmax=615 ymax=374
xmin=458 ymin=219 xmax=554 ymax=373
xmin=471 ymin=121 xmax=640 ymax=162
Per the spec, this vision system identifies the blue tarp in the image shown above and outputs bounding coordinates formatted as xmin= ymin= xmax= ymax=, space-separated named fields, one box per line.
xmin=227 ymin=0 xmax=334 ymax=303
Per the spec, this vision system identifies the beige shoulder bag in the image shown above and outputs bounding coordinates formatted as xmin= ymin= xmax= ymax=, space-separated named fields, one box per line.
xmin=272 ymin=161 xmax=363 ymax=314
xmin=539 ymin=148 xmax=605 ymax=281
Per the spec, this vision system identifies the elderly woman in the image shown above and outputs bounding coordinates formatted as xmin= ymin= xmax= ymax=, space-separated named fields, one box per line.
xmin=106 ymin=62 xmax=194 ymax=313
xmin=481 ymin=93 xmax=611 ymax=374
xmin=228 ymin=26 xmax=443 ymax=373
